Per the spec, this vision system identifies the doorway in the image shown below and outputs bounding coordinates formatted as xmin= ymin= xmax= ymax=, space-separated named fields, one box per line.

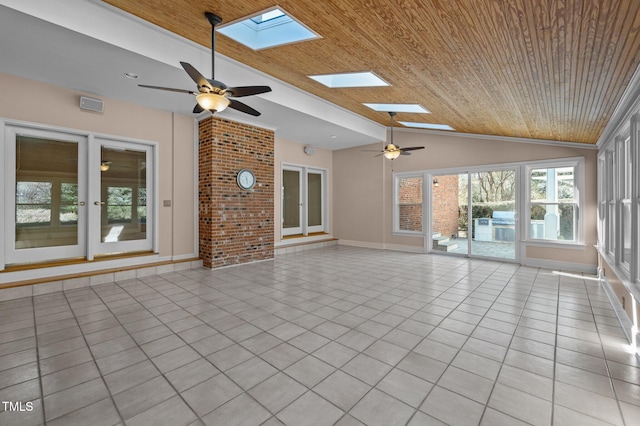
xmin=3 ymin=125 xmax=155 ymax=266
xmin=282 ymin=165 xmax=327 ymax=238
xmin=431 ymin=168 xmax=517 ymax=261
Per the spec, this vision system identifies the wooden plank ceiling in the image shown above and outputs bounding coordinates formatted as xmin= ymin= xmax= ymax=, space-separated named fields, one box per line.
xmin=104 ymin=0 xmax=640 ymax=144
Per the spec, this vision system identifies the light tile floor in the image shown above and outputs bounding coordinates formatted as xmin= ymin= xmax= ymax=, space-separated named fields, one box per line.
xmin=1 ymin=246 xmax=639 ymax=425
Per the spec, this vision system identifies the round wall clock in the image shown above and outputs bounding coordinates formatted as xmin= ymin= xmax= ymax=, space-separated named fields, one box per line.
xmin=236 ymin=169 xmax=256 ymax=190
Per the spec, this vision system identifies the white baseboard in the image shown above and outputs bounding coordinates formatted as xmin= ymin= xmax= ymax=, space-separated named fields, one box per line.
xmin=383 ymin=243 xmax=425 ymax=253
xmin=521 ymin=257 xmax=597 ymax=274
xmin=599 ymin=273 xmax=640 ymax=359
xmin=338 ymin=240 xmax=384 ymax=250
xmin=172 ymin=253 xmax=198 ymax=261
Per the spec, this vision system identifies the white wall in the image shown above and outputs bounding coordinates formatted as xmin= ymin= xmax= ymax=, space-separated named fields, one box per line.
xmin=0 ymin=73 xmax=196 ymax=279
xmin=333 ymin=129 xmax=599 ymax=270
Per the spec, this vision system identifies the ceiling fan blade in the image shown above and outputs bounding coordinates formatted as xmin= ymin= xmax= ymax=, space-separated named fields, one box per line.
xmin=138 ymin=84 xmax=196 ymax=95
xmin=225 ymin=86 xmax=272 ymax=98
xmin=193 ymin=104 xmax=204 ymax=114
xmin=228 ymin=99 xmax=261 ymax=116
xmin=180 ymin=62 xmax=211 ymax=90
xmin=400 ymin=151 xmax=412 ymax=155
xmin=399 ymin=146 xmax=425 ymax=151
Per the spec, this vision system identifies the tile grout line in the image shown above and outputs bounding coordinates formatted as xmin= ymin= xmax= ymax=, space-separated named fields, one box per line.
xmin=55 ymin=287 xmax=127 ymax=425
xmin=580 ymin=273 xmax=628 ymax=426
xmin=30 ymin=295 xmax=47 ymax=425
xmin=102 ymin=275 xmax=281 ymax=424
xmin=89 ymin=278 xmax=208 ymax=423
xmin=425 ymin=264 xmax=539 ymax=425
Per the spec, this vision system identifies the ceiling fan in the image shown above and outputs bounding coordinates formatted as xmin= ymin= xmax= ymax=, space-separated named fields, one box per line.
xmin=369 ymin=112 xmax=425 ymax=159
xmin=138 ymin=12 xmax=271 ymax=116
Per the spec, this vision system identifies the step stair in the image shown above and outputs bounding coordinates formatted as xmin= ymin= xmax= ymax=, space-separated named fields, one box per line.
xmin=432 ymin=233 xmax=458 ymax=252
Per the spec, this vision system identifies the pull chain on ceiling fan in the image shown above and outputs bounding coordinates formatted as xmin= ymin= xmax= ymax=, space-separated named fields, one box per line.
xmin=138 ymin=12 xmax=271 ymax=116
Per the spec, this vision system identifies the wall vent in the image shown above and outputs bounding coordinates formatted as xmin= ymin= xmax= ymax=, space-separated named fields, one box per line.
xmin=79 ymin=96 xmax=104 ymax=113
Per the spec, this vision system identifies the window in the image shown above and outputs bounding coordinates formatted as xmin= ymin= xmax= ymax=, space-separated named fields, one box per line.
xmin=526 ymin=159 xmax=583 ymax=244
xmin=16 ymin=181 xmax=52 ymax=226
xmin=619 ymin=137 xmax=632 ymax=270
xmin=394 ymin=174 xmax=423 ymax=234
xmin=60 ymin=183 xmax=78 ymax=224
xmin=217 ymin=7 xmax=320 ymax=50
xmin=598 ymin=118 xmax=640 ymax=287
xmin=107 ymin=186 xmax=133 ymax=223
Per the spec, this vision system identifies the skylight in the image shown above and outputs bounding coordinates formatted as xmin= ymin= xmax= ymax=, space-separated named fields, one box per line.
xmin=399 ymin=122 xmax=455 ymax=131
xmin=309 ymin=72 xmax=389 ymax=88
xmin=250 ymin=9 xmax=285 ymax=24
xmin=363 ymin=104 xmax=430 ymax=113
xmin=217 ymin=7 xmax=320 ymax=50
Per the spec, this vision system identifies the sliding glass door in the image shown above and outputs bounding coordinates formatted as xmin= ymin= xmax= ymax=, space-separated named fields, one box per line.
xmin=470 ymin=170 xmax=516 ymax=260
xmin=430 ymin=168 xmax=517 ymax=261
xmin=431 ymin=173 xmax=468 ymax=255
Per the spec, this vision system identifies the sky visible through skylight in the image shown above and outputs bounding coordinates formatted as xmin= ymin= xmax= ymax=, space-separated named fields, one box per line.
xmin=309 ymin=72 xmax=389 ymax=88
xmin=217 ymin=8 xmax=319 ymax=50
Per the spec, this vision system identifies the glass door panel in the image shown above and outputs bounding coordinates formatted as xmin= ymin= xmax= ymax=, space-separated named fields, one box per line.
xmin=307 ymin=170 xmax=323 ymax=232
xmin=5 ymin=127 xmax=87 ymax=264
xmin=471 ymin=170 xmax=516 ymax=260
xmin=431 ymin=173 xmax=468 ymax=255
xmin=282 ymin=167 xmax=302 ymax=236
xmin=93 ymin=140 xmax=153 ymax=255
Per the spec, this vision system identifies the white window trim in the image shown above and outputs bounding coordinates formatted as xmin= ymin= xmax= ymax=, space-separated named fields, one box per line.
xmin=392 ymin=172 xmax=424 ymax=237
xmin=522 ymin=157 xmax=585 ymax=246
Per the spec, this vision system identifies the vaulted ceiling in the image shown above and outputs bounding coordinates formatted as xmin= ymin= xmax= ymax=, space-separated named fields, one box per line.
xmin=103 ymin=0 xmax=640 ymax=145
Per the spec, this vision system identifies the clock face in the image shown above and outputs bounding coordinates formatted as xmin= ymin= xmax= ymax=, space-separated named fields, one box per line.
xmin=237 ymin=169 xmax=255 ymax=190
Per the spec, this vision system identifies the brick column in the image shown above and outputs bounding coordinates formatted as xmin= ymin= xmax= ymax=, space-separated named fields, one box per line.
xmin=198 ymin=116 xmax=274 ymax=268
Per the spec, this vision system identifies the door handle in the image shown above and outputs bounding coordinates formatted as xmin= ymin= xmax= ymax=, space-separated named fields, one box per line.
xmin=79 ymin=202 xmax=86 ymax=206
xmin=94 ymin=201 xmax=105 ymax=205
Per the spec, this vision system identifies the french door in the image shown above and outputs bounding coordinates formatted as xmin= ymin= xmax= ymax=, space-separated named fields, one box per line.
xmin=282 ymin=166 xmax=303 ymax=236
xmin=282 ymin=165 xmax=326 ymax=237
xmin=3 ymin=125 xmax=154 ymax=266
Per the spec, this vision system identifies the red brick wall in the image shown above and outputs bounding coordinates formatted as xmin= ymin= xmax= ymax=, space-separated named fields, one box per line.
xmin=432 ymin=175 xmax=459 ymax=238
xmin=198 ymin=117 xmax=274 ymax=268
xmin=398 ymin=177 xmax=422 ymax=231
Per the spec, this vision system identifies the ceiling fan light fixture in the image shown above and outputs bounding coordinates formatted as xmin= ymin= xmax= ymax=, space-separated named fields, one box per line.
xmin=383 ymin=144 xmax=401 ymax=160
xmin=196 ymin=93 xmax=230 ymax=112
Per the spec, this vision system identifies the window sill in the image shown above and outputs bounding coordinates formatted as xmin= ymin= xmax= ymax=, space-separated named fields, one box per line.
xmin=392 ymin=231 xmax=423 ymax=237
xmin=521 ymin=240 xmax=586 ymax=250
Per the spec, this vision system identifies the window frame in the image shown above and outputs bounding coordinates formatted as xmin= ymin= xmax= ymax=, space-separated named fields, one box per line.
xmin=523 ymin=157 xmax=585 ymax=246
xmin=598 ymin=114 xmax=640 ymax=290
xmin=393 ymin=172 xmax=424 ymax=236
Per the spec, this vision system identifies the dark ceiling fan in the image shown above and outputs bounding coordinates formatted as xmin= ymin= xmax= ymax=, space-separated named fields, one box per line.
xmin=369 ymin=112 xmax=425 ymax=159
xmin=138 ymin=12 xmax=271 ymax=116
